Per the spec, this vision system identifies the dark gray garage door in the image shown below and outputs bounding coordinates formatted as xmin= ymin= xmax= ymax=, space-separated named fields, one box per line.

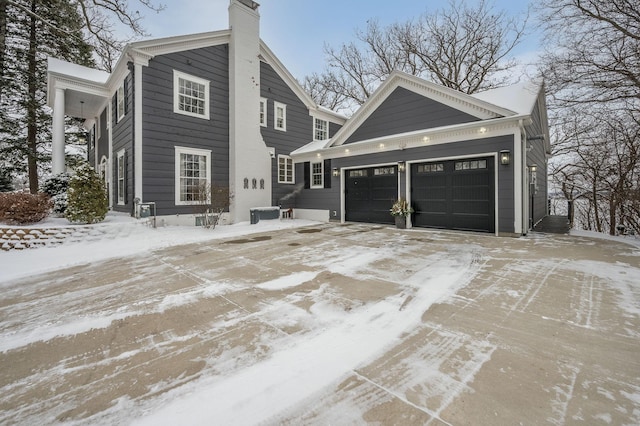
xmin=411 ymin=157 xmax=495 ymax=233
xmin=345 ymin=166 xmax=398 ymax=224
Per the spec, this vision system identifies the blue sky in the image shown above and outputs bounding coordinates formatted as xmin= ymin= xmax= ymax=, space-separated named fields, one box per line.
xmin=140 ymin=0 xmax=538 ymax=81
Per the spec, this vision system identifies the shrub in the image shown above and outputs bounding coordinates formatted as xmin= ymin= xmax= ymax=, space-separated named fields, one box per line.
xmin=0 ymin=171 xmax=14 ymax=192
xmin=42 ymin=173 xmax=70 ymax=215
xmin=0 ymin=192 xmax=52 ymax=224
xmin=65 ymin=164 xmax=108 ymax=224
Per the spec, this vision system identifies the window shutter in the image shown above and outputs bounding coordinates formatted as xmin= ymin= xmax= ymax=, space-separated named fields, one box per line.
xmin=113 ymin=94 xmax=117 ymax=125
xmin=304 ymin=162 xmax=310 ymax=189
xmin=324 ymin=159 xmax=331 ymax=189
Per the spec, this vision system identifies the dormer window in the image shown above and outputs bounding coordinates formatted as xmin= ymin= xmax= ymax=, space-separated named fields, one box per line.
xmin=314 ymin=117 xmax=328 ymax=141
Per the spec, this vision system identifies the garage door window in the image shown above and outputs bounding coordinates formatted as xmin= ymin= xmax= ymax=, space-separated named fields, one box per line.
xmin=374 ymin=167 xmax=395 ymax=175
xmin=417 ymin=163 xmax=444 ymax=173
xmin=455 ymin=159 xmax=487 ymax=170
xmin=349 ymin=169 xmax=367 ymax=177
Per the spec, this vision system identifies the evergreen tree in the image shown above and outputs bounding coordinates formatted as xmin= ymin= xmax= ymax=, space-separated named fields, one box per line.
xmin=0 ymin=0 xmax=94 ymax=193
xmin=66 ymin=163 xmax=108 ymax=224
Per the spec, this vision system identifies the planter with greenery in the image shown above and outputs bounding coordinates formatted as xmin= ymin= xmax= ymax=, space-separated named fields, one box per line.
xmin=390 ymin=198 xmax=413 ymax=229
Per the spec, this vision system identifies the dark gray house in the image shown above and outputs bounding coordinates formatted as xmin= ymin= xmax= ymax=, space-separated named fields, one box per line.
xmin=47 ymin=0 xmax=549 ymax=235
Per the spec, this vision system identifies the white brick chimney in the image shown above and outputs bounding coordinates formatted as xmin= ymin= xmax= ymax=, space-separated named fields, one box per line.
xmin=228 ymin=0 xmax=271 ymax=223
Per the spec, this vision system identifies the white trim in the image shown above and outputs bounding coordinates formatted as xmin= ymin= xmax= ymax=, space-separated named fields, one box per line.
xmin=174 ymin=146 xmax=212 ymax=206
xmin=259 ymin=97 xmax=267 ymax=127
xmin=277 ymin=154 xmax=294 ymax=184
xmin=134 ymin=63 xmax=143 ymax=201
xmin=274 ymin=101 xmax=286 ymax=131
xmin=310 ymin=160 xmax=324 ymax=188
xmin=116 ymin=149 xmax=126 ymax=205
xmin=292 ymin=116 xmax=523 ymax=163
xmin=107 ymin=106 xmax=113 ymax=208
xmin=173 ymin=70 xmax=210 ymax=120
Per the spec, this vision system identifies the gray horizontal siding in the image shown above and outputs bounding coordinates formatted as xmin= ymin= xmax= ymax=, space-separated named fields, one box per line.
xmin=259 ymin=61 xmax=337 ymax=208
xmin=111 ymin=69 xmax=133 ymax=214
xmin=296 ymin=135 xmax=516 ymax=232
xmin=140 ymin=45 xmax=230 ymax=216
xmin=344 ymin=87 xmax=480 ymax=144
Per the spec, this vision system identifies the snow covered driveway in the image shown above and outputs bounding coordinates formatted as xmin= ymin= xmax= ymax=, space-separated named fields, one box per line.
xmin=1 ymin=222 xmax=639 ymax=425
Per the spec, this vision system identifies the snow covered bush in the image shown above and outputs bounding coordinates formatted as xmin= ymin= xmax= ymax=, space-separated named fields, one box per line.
xmin=42 ymin=173 xmax=70 ymax=215
xmin=0 ymin=192 xmax=52 ymax=224
xmin=65 ymin=164 xmax=108 ymax=224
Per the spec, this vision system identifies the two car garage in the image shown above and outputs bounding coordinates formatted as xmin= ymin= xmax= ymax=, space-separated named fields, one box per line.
xmin=345 ymin=157 xmax=495 ymax=233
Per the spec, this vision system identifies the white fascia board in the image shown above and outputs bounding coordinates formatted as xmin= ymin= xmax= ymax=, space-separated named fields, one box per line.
xmin=292 ymin=115 xmax=528 ymax=163
xmin=329 ymin=71 xmax=516 ymax=148
xmin=130 ymin=30 xmax=231 ymax=57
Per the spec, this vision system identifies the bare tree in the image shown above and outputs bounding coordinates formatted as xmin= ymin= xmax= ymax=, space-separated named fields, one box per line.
xmin=539 ymin=0 xmax=640 ymax=105
xmin=303 ymin=0 xmax=527 ymax=114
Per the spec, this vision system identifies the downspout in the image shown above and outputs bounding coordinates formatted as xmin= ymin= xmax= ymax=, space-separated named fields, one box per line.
xmin=519 ymin=119 xmax=528 ymax=235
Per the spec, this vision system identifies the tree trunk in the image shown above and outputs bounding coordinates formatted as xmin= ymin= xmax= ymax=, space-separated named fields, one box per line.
xmin=592 ymin=182 xmax=602 ymax=233
xmin=26 ymin=0 xmax=38 ymax=193
xmin=0 ymin=0 xmax=7 ymax=91
xmin=609 ymin=196 xmax=616 ymax=236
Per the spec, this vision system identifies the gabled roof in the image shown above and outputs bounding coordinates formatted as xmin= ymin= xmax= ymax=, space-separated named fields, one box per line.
xmin=291 ymin=73 xmax=546 ymax=162
xmin=470 ymin=81 xmax=542 ymax=116
xmin=326 ymin=71 xmax=519 ymax=149
xmin=47 ymin=29 xmax=346 ymax=124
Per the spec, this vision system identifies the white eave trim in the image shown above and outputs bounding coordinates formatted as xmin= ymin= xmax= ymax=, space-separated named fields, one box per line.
xmin=292 ymin=114 xmax=530 ymax=162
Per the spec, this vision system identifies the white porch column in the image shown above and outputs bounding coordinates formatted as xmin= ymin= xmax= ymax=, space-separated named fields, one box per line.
xmin=52 ymin=87 xmax=66 ymax=175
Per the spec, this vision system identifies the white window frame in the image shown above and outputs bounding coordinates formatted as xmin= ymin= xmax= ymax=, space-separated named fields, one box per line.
xmin=259 ymin=97 xmax=267 ymax=127
xmin=311 ymin=161 xmax=324 ymax=189
xmin=278 ymin=155 xmax=294 ymax=184
xmin=313 ymin=117 xmax=328 ymax=141
xmin=274 ymin=101 xmax=286 ymax=131
xmin=173 ymin=70 xmax=210 ymax=120
xmin=174 ymin=146 xmax=212 ymax=206
xmin=116 ymin=149 xmax=125 ymax=205
xmin=116 ymin=84 xmax=125 ymax=122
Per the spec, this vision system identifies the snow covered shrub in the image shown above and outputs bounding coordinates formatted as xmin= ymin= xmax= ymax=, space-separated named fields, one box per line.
xmin=65 ymin=164 xmax=108 ymax=224
xmin=0 ymin=192 xmax=52 ymax=224
xmin=42 ymin=173 xmax=70 ymax=215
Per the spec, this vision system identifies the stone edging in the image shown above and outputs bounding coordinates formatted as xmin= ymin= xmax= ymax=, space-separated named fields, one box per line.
xmin=0 ymin=219 xmax=151 ymax=251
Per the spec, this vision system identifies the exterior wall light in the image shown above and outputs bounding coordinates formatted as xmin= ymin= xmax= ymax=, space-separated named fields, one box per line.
xmin=332 ymin=167 xmax=340 ymax=177
xmin=397 ymin=161 xmax=406 ymax=173
xmin=500 ymin=150 xmax=510 ymax=165
xmin=530 ymin=164 xmax=537 ymax=173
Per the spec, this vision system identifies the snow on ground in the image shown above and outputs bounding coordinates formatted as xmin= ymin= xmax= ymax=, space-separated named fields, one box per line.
xmin=2 ymin=216 xmax=640 ymax=424
xmin=0 ymin=213 xmax=319 ymax=285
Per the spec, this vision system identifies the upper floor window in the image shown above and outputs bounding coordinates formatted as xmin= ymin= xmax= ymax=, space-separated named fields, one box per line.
xmin=314 ymin=117 xmax=328 ymax=141
xmin=116 ymin=83 xmax=125 ymax=122
xmin=274 ymin=101 xmax=286 ymax=131
xmin=311 ymin=161 xmax=323 ymax=188
xmin=173 ymin=70 xmax=210 ymax=119
xmin=259 ymin=98 xmax=267 ymax=127
xmin=278 ymin=155 xmax=294 ymax=184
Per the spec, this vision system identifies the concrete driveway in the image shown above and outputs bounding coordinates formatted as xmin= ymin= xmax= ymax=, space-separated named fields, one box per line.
xmin=1 ymin=223 xmax=639 ymax=425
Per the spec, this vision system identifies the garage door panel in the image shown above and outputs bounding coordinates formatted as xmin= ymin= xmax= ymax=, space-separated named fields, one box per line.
xmin=345 ymin=166 xmax=397 ymax=225
xmin=411 ymin=158 xmax=494 ymax=233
